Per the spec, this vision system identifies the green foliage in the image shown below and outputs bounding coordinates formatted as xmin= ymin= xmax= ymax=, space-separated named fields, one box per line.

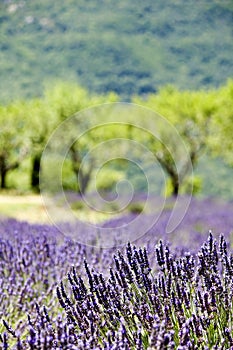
xmin=181 ymin=175 xmax=202 ymax=195
xmin=208 ymin=79 xmax=233 ymax=164
xmin=70 ymin=200 xmax=85 ymax=210
xmin=0 ymin=101 xmax=30 ymax=188
xmin=95 ymin=167 xmax=124 ymax=193
xmin=127 ymin=202 xmax=144 ymax=214
xmin=0 ymin=101 xmax=29 ymax=157
xmin=0 ymin=79 xmax=233 ymax=199
xmin=195 ymin=154 xmax=233 ymax=200
xmin=133 ymin=84 xmax=223 ymax=195
xmin=44 ymin=82 xmax=89 ymax=121
xmin=0 ymin=0 xmax=232 ymax=102
xmin=7 ymin=158 xmax=31 ymax=192
xmin=61 ymin=158 xmax=78 ymax=191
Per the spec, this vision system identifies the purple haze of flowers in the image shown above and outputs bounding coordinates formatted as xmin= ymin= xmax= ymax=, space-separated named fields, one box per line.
xmin=0 ymin=196 xmax=233 ymax=348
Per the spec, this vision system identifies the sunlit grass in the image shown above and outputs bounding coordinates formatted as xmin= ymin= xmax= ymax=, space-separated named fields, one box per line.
xmin=0 ymin=194 xmax=115 ymax=224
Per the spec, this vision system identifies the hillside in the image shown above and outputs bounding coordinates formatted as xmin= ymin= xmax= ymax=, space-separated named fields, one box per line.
xmin=1 ymin=0 xmax=233 ymax=102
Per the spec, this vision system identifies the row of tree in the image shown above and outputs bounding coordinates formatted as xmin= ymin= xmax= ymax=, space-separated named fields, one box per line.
xmin=0 ymin=79 xmax=232 ymax=196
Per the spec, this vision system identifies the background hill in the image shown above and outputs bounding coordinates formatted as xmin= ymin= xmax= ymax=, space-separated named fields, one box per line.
xmin=1 ymin=0 xmax=233 ymax=102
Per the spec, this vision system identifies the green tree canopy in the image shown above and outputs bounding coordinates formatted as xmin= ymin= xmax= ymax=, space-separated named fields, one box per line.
xmin=0 ymin=101 xmax=29 ymax=188
xmin=133 ymin=86 xmax=218 ymax=195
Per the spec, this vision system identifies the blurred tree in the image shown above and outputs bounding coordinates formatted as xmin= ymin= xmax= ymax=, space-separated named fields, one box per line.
xmin=0 ymin=102 xmax=29 ymax=189
xmin=2 ymin=80 xmax=231 ymax=197
xmin=208 ymin=79 xmax=233 ymax=165
xmin=44 ymin=82 xmax=93 ymax=194
xmin=44 ymin=81 xmax=118 ymax=194
xmin=133 ymin=86 xmax=217 ymax=196
xmin=25 ymin=98 xmax=57 ymax=192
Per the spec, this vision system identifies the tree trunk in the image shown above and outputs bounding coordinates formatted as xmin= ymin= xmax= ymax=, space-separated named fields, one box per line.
xmin=156 ymin=153 xmax=180 ymax=197
xmin=0 ymin=154 xmax=20 ymax=190
xmin=0 ymin=169 xmax=7 ymax=189
xmin=171 ymin=178 xmax=179 ymax=197
xmin=31 ymin=153 xmax=42 ymax=192
xmin=70 ymin=146 xmax=94 ymax=195
xmin=77 ymin=168 xmax=91 ymax=194
xmin=0 ymin=155 xmax=7 ymax=189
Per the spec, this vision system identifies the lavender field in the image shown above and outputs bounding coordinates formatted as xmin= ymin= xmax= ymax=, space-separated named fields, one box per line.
xmin=1 ymin=197 xmax=233 ymax=349
xmin=1 ymin=0 xmax=232 ymax=348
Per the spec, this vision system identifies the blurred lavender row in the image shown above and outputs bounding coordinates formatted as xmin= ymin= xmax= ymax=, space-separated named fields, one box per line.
xmin=101 ymin=196 xmax=233 ymax=252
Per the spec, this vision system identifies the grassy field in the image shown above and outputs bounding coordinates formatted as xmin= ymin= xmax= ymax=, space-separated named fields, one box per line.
xmin=0 ymin=194 xmax=49 ymax=223
xmin=0 ymin=194 xmax=113 ymax=224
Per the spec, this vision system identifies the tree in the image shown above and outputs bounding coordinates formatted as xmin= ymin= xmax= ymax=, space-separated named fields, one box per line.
xmin=0 ymin=102 xmax=29 ymax=189
xmin=24 ymin=98 xmax=57 ymax=192
xmin=208 ymin=79 xmax=233 ymax=164
xmin=43 ymin=81 xmax=118 ymax=194
xmin=25 ymin=82 xmax=98 ymax=193
xmin=133 ymin=85 xmax=217 ymax=196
